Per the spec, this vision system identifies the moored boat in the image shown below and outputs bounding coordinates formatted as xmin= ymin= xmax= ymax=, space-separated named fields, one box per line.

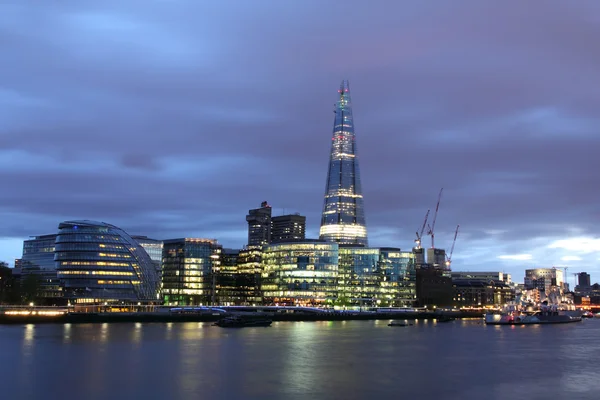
xmin=485 ymin=310 xmax=582 ymax=325
xmin=388 ymin=320 xmax=412 ymax=327
xmin=213 ymin=315 xmax=273 ymax=328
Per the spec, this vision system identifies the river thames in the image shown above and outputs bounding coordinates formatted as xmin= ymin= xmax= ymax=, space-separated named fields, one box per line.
xmin=1 ymin=319 xmax=599 ymax=400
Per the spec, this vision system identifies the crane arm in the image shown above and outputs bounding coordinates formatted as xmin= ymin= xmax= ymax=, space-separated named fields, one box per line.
xmin=448 ymin=224 xmax=460 ymax=261
xmin=429 ymin=188 xmax=443 ymax=248
xmin=418 ymin=209 xmax=430 ymax=239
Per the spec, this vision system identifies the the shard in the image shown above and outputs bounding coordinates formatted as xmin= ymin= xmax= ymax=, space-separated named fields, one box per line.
xmin=319 ymin=80 xmax=368 ymax=246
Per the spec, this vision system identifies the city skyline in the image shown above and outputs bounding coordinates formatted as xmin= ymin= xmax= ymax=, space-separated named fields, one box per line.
xmin=2 ymin=1 xmax=600 ymax=282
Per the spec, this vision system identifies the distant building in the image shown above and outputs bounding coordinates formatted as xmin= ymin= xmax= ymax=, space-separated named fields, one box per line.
xmin=20 ymin=234 xmax=62 ymax=303
xmin=271 ymin=214 xmax=306 ymax=243
xmin=261 ymin=241 xmax=338 ymax=306
xmin=452 ymin=279 xmax=514 ymax=307
xmin=215 ymin=248 xmax=240 ymax=305
xmin=338 ymin=246 xmax=380 ymax=307
xmin=236 ymin=246 xmax=263 ymax=305
xmin=131 ymin=235 xmax=163 ymax=274
xmin=56 ymin=220 xmax=160 ymax=304
xmin=525 ymin=268 xmax=564 ymax=292
xmin=415 ymin=266 xmax=453 ymax=307
xmin=246 ymin=201 xmax=272 ymax=246
xmin=426 ymin=248 xmax=446 ymax=269
xmin=161 ymin=238 xmax=222 ymax=305
xmin=452 ymin=271 xmax=511 ymax=284
xmin=579 ymin=272 xmax=591 ymax=288
xmin=379 ymin=248 xmax=416 ymax=307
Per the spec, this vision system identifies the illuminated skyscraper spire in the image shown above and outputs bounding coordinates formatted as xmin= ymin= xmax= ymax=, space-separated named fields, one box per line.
xmin=319 ymin=80 xmax=368 ymax=246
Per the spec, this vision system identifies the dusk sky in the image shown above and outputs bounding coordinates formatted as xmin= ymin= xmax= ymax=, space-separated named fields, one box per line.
xmin=2 ymin=1 xmax=599 ymax=284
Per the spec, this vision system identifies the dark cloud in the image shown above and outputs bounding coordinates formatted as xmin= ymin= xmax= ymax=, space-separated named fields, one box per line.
xmin=1 ymin=0 xmax=600 ymax=282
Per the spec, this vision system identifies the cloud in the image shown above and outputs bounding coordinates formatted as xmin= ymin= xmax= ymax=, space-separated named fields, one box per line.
xmin=498 ymin=254 xmax=533 ymax=261
xmin=1 ymin=1 xmax=600 ymax=284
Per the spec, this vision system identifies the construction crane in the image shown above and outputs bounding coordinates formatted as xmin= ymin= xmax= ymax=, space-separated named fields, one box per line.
xmin=427 ymin=188 xmax=443 ymax=248
xmin=445 ymin=224 xmax=460 ymax=269
xmin=414 ymin=209 xmax=430 ymax=250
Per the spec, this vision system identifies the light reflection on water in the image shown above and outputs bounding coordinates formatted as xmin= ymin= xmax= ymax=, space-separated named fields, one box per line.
xmin=1 ymin=320 xmax=599 ymax=400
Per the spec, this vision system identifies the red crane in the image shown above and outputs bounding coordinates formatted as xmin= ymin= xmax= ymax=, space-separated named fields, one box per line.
xmin=414 ymin=209 xmax=430 ymax=249
xmin=428 ymin=188 xmax=443 ymax=248
xmin=445 ymin=224 xmax=460 ymax=269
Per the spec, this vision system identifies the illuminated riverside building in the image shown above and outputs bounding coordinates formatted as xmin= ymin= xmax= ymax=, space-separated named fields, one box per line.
xmin=237 ymin=246 xmax=263 ymax=304
xmin=379 ymin=248 xmax=417 ymax=307
xmin=319 ymin=80 xmax=368 ymax=247
xmin=55 ymin=221 xmax=160 ymax=304
xmin=131 ymin=235 xmax=163 ymax=274
xmin=261 ymin=242 xmax=338 ymax=306
xmin=161 ymin=238 xmax=222 ymax=305
xmin=20 ymin=234 xmax=62 ymax=302
xmin=337 ymin=247 xmax=380 ymax=307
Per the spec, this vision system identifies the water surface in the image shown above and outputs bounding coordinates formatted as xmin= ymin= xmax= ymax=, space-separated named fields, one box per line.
xmin=1 ymin=319 xmax=599 ymax=400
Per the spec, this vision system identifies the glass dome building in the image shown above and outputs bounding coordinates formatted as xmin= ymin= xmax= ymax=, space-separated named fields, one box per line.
xmin=55 ymin=220 xmax=160 ymax=304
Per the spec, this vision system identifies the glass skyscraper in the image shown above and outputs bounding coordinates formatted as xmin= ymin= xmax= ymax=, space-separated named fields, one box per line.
xmin=319 ymin=80 xmax=368 ymax=246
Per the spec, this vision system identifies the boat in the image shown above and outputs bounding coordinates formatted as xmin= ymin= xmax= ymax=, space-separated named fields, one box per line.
xmin=213 ymin=315 xmax=272 ymax=328
xmin=436 ymin=316 xmax=455 ymax=323
xmin=485 ymin=308 xmax=582 ymax=325
xmin=388 ymin=320 xmax=412 ymax=327
xmin=581 ymin=311 xmax=594 ymax=319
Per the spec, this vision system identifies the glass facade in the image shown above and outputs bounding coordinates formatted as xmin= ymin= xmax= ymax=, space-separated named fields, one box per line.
xmin=215 ymin=248 xmax=240 ymax=305
xmin=261 ymin=242 xmax=338 ymax=306
xmin=21 ymin=234 xmax=62 ymax=302
xmin=55 ymin=221 xmax=160 ymax=303
xmin=337 ymin=247 xmax=380 ymax=307
xmin=161 ymin=238 xmax=222 ymax=305
xmin=131 ymin=235 xmax=163 ymax=275
xmin=320 ymin=80 xmax=368 ymax=246
xmin=236 ymin=246 xmax=263 ymax=305
xmin=379 ymin=248 xmax=416 ymax=307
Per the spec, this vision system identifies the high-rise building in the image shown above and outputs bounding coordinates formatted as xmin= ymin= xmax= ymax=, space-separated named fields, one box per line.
xmin=246 ymin=201 xmax=272 ymax=246
xmin=578 ymin=272 xmax=591 ymax=288
xmin=319 ymin=80 xmax=368 ymax=247
xmin=271 ymin=213 xmax=306 ymax=243
xmin=55 ymin=221 xmax=160 ymax=304
xmin=20 ymin=234 xmax=62 ymax=303
xmin=161 ymin=238 xmax=222 ymax=305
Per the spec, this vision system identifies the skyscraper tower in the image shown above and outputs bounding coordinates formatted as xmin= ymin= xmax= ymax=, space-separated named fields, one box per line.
xmin=319 ymin=80 xmax=368 ymax=246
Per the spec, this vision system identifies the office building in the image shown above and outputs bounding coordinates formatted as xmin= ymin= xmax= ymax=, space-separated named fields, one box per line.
xmin=215 ymin=248 xmax=241 ymax=305
xmin=55 ymin=220 xmax=160 ymax=304
xmin=132 ymin=235 xmax=163 ymax=274
xmin=236 ymin=246 xmax=263 ymax=305
xmin=20 ymin=234 xmax=62 ymax=303
xmin=271 ymin=213 xmax=306 ymax=243
xmin=161 ymin=238 xmax=222 ymax=305
xmin=578 ymin=272 xmax=591 ymax=288
xmin=246 ymin=201 xmax=272 ymax=246
xmin=524 ymin=268 xmax=564 ymax=292
xmin=379 ymin=248 xmax=417 ymax=307
xmin=261 ymin=241 xmax=338 ymax=306
xmin=427 ymin=248 xmax=446 ymax=269
xmin=338 ymin=246 xmax=380 ymax=307
xmin=319 ymin=80 xmax=368 ymax=246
